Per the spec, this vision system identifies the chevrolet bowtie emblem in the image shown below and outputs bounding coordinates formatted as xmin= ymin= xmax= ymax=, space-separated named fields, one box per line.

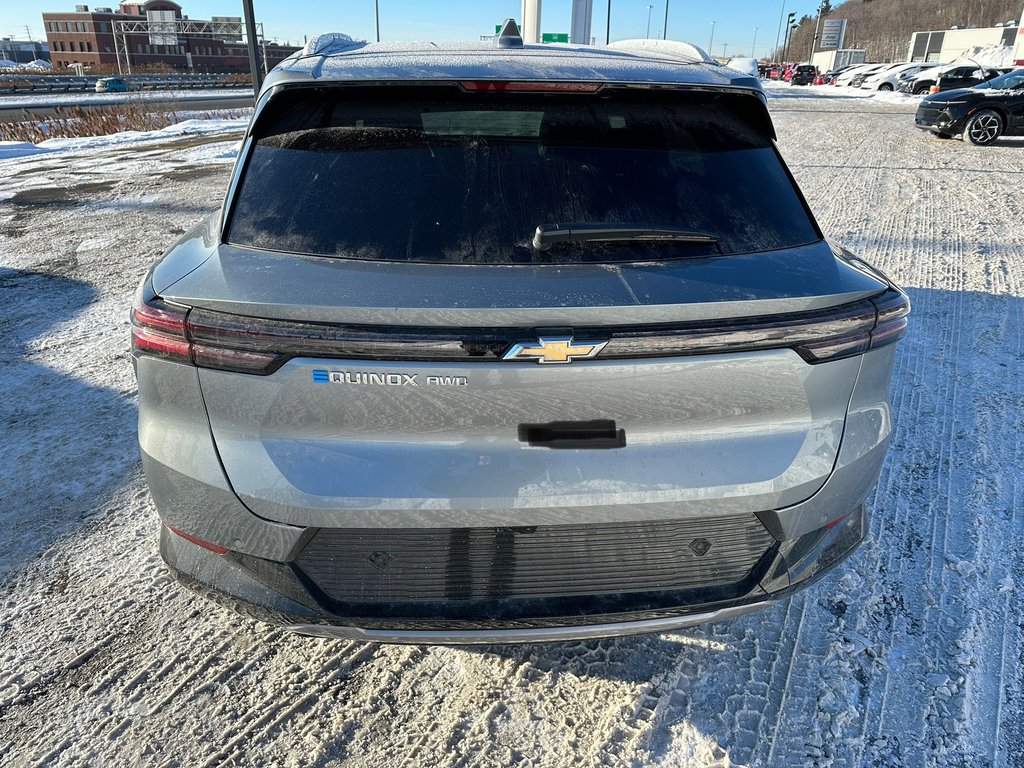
xmin=502 ymin=336 xmax=608 ymax=364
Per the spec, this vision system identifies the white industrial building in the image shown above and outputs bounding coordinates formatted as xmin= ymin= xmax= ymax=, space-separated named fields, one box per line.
xmin=909 ymin=15 xmax=1024 ymax=65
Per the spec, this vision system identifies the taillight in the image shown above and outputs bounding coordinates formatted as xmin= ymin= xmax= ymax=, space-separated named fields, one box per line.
xmin=132 ymin=281 xmax=909 ymax=374
xmin=793 ymin=288 xmax=910 ymax=363
xmin=131 ymin=288 xmax=190 ymax=363
xmin=131 ymin=281 xmax=283 ymax=374
xmin=929 ymin=85 xmax=940 ymax=93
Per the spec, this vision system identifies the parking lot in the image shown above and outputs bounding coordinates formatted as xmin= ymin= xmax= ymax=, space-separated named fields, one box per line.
xmin=1 ymin=92 xmax=1022 ymax=766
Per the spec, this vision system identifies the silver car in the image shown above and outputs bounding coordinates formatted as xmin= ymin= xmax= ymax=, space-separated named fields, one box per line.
xmin=132 ymin=25 xmax=909 ymax=644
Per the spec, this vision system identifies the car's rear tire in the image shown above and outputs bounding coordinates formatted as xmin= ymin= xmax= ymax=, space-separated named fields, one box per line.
xmin=964 ymin=110 xmax=1003 ymax=146
xmin=878 ymin=83 xmax=893 ymax=91
xmin=913 ymin=84 xmax=930 ymax=95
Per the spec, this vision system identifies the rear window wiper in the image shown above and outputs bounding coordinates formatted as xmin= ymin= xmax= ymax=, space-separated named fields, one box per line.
xmin=532 ymin=223 xmax=719 ymax=252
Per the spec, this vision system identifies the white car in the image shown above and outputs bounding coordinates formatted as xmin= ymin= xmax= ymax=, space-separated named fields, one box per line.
xmin=834 ymin=63 xmax=881 ymax=86
xmin=861 ymin=62 xmax=931 ymax=90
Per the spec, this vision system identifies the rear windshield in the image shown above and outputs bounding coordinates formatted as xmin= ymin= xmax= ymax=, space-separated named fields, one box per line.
xmin=227 ymin=86 xmax=820 ymax=264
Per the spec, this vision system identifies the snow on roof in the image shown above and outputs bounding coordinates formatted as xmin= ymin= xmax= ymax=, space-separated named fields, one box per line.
xmin=268 ymin=38 xmax=762 ymax=94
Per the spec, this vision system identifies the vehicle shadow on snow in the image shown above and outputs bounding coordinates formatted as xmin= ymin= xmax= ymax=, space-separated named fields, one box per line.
xmin=0 ymin=268 xmax=139 ymax=578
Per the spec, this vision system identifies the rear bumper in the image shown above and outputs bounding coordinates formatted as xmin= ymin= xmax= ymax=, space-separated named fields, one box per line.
xmin=159 ymin=502 xmax=865 ymax=644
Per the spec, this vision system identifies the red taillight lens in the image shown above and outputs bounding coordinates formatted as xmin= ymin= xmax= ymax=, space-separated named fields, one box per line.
xmin=929 ymin=85 xmax=940 ymax=93
xmin=131 ymin=291 xmax=191 ymax=363
xmin=132 ymin=283 xmax=282 ymax=374
xmin=793 ymin=288 xmax=910 ymax=363
xmin=458 ymin=80 xmax=602 ymax=93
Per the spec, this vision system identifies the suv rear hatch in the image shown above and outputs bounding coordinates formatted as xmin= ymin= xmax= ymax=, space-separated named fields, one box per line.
xmin=156 ymin=83 xmax=891 ymax=528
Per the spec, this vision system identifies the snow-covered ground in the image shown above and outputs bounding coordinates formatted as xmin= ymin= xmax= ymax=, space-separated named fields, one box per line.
xmin=1 ymin=97 xmax=1023 ymax=766
xmin=762 ymin=78 xmax=924 ymax=105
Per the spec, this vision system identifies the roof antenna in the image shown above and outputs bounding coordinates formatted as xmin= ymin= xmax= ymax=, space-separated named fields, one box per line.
xmin=496 ymin=18 xmax=524 ymax=48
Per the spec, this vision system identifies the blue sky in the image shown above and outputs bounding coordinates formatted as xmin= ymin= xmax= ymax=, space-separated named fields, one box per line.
xmin=5 ymin=0 xmax=822 ymax=59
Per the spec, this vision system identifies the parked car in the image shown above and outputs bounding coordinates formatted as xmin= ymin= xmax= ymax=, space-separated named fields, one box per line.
xmin=916 ymin=67 xmax=1024 ymax=144
xmin=849 ymin=63 xmax=901 ymax=88
xmin=861 ymin=62 xmax=932 ymax=91
xmin=929 ymin=65 xmax=1007 ymax=93
xmin=790 ymin=64 xmax=818 ymax=85
xmin=899 ymin=64 xmax=947 ymax=94
xmin=820 ymin=64 xmax=856 ymax=85
xmin=95 ymin=76 xmax=128 ymax=93
xmin=834 ymin=63 xmax=879 ymax=86
xmin=133 ymin=25 xmax=909 ymax=643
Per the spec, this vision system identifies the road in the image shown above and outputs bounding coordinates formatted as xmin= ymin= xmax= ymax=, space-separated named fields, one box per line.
xmin=0 ymin=93 xmax=1022 ymax=767
xmin=0 ymin=91 xmax=253 ymax=120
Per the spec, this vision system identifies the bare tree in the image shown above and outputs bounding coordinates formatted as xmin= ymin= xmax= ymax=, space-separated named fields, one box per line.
xmin=771 ymin=0 xmax=1020 ymax=61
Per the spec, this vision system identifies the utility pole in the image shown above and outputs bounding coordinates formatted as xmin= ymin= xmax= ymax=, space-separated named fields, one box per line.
xmin=605 ymin=0 xmax=611 ymax=44
xmin=709 ymin=20 xmax=715 ymax=54
xmin=662 ymin=0 xmax=669 ymax=40
xmin=241 ymin=0 xmax=262 ymax=97
xmin=722 ymin=42 xmax=728 ymax=58
xmin=24 ymin=25 xmax=33 ymax=41
xmin=375 ymin=0 xmax=380 ymax=43
xmin=752 ymin=26 xmax=758 ymax=58
xmin=646 ymin=4 xmax=653 ymax=38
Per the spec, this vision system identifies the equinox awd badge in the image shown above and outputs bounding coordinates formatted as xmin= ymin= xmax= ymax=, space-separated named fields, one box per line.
xmin=312 ymin=370 xmax=468 ymax=386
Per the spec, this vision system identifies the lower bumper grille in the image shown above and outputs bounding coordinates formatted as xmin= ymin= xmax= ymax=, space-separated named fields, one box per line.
xmin=294 ymin=515 xmax=775 ymax=604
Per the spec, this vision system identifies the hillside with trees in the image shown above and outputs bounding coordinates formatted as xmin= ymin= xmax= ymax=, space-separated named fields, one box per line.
xmin=778 ymin=0 xmax=1022 ymax=62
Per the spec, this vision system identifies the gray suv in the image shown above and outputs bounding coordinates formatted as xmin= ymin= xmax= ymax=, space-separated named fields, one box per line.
xmin=132 ymin=26 xmax=909 ymax=644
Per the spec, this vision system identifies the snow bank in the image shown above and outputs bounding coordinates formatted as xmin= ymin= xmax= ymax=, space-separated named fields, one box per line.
xmin=762 ymin=78 xmax=920 ymax=105
xmin=0 ymin=116 xmax=247 ymax=164
xmin=0 ymin=141 xmax=53 ymax=160
xmin=952 ymin=44 xmax=1015 ymax=67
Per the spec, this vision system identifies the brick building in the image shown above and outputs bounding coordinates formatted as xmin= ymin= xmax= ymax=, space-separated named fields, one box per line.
xmin=42 ymin=1 xmax=300 ymax=72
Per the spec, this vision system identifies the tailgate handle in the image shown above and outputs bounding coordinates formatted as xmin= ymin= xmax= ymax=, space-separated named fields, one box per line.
xmin=518 ymin=420 xmax=626 ymax=449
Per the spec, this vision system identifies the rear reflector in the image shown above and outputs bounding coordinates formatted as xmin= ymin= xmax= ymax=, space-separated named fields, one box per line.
xmin=165 ymin=525 xmax=229 ymax=555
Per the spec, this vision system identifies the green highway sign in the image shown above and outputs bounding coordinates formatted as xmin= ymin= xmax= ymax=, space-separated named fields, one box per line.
xmin=542 ymin=33 xmax=569 ymax=43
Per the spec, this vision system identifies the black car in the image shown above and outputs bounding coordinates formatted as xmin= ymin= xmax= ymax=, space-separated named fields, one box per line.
xmin=924 ymin=64 xmax=1005 ymax=94
xmin=790 ymin=64 xmax=817 ymax=86
xmin=915 ymin=69 xmax=1024 ymax=145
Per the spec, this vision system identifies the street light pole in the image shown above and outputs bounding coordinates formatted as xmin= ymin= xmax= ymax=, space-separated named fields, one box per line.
xmin=708 ymin=21 xmax=715 ymax=54
xmin=646 ymin=4 xmax=653 ymax=38
xmin=375 ymin=0 xmax=380 ymax=42
xmin=606 ymin=0 xmax=612 ymax=44
xmin=752 ymin=26 xmax=758 ymax=58
xmin=809 ymin=0 xmax=823 ymax=59
xmin=662 ymin=0 xmax=669 ymax=40
xmin=722 ymin=42 xmax=728 ymax=58
xmin=773 ymin=0 xmax=785 ymax=60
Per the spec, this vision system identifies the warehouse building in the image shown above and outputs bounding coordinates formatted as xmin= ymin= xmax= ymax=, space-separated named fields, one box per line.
xmin=908 ymin=17 xmax=1024 ymax=65
xmin=42 ymin=1 xmax=299 ymax=72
